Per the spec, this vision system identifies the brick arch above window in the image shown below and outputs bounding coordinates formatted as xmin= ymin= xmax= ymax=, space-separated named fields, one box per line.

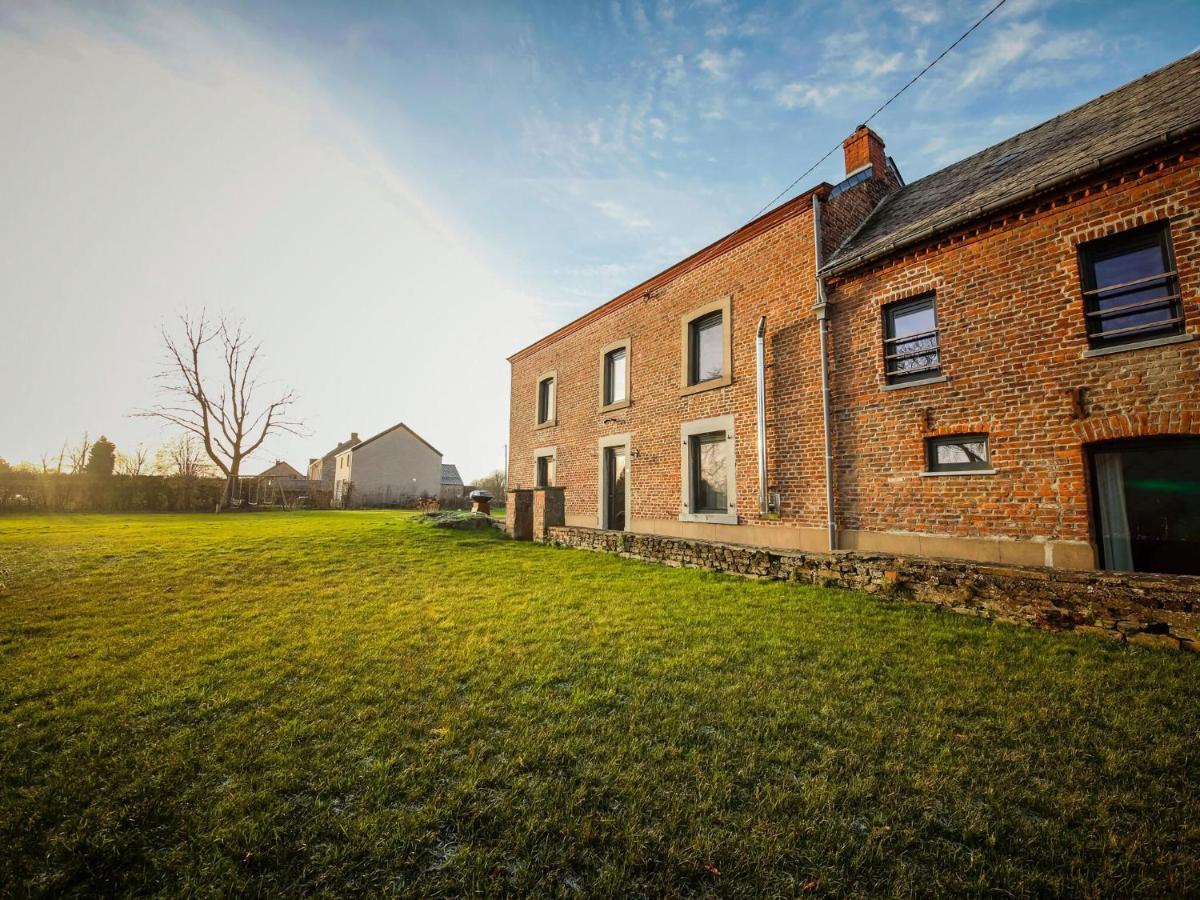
xmin=1072 ymin=411 xmax=1200 ymax=444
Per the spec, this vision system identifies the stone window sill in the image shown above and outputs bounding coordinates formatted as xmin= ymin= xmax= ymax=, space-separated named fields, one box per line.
xmin=680 ymin=511 xmax=738 ymax=525
xmin=881 ymin=374 xmax=949 ymax=392
xmin=919 ymin=469 xmax=997 ymax=477
xmin=680 ymin=375 xmax=732 ymax=398
xmin=535 ymin=420 xmax=557 ymax=431
xmin=1081 ymin=332 xmax=1194 ymax=358
xmin=599 ymin=399 xmax=631 ymax=414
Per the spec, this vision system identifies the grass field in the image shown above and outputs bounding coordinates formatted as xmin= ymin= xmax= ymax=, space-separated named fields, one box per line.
xmin=1 ymin=512 xmax=1198 ymax=896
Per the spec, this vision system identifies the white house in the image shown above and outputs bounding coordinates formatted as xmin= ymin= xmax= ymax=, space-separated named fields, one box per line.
xmin=333 ymin=422 xmax=442 ymax=508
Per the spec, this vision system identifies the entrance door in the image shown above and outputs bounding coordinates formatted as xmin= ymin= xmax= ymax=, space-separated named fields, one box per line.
xmin=1090 ymin=437 xmax=1200 ymax=574
xmin=604 ymin=445 xmax=627 ymax=531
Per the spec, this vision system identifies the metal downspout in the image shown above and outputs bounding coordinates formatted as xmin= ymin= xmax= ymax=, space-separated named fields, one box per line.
xmin=755 ymin=315 xmax=768 ymax=515
xmin=812 ymin=194 xmax=837 ymax=552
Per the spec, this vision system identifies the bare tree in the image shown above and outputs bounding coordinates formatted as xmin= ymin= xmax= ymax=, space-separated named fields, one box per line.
xmin=154 ymin=433 xmax=211 ymax=479
xmin=67 ymin=432 xmax=91 ymax=474
xmin=116 ymin=444 xmax=150 ymax=477
xmin=137 ymin=312 xmax=305 ymax=507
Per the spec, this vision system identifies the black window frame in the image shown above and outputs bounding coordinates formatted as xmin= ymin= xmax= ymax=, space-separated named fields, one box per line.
xmin=603 ymin=346 xmax=627 ymax=406
xmin=883 ymin=293 xmax=941 ymax=385
xmin=688 ymin=311 xmax=724 ymax=386
xmin=1078 ymin=222 xmax=1183 ymax=349
xmin=925 ymin=433 xmax=990 ymax=473
xmin=536 ymin=376 xmax=555 ymax=425
xmin=689 ymin=430 xmax=729 ymax=514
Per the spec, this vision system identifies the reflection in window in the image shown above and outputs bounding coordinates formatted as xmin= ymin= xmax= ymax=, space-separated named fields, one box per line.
xmin=690 ymin=431 xmax=728 ymax=512
xmin=537 ymin=376 xmax=555 ymax=425
xmin=536 ymin=454 xmax=555 ymax=487
xmin=884 ymin=295 xmax=940 ymax=385
xmin=926 ymin=434 xmax=990 ymax=472
xmin=1080 ymin=223 xmax=1182 ymax=348
xmin=689 ymin=312 xmax=724 ymax=384
xmin=604 ymin=347 xmax=627 ymax=405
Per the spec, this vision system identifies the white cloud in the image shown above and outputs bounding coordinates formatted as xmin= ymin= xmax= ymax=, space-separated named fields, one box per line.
xmin=592 ymin=200 xmax=651 ymax=229
xmin=696 ymin=47 xmax=743 ymax=80
xmin=0 ymin=5 xmax=546 ymax=479
xmin=960 ymin=21 xmax=1042 ymax=88
xmin=775 ymin=80 xmax=842 ymax=109
xmin=893 ymin=2 xmax=942 ymax=25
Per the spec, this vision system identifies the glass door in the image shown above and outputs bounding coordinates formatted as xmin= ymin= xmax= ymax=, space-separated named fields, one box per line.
xmin=1090 ymin=437 xmax=1200 ymax=574
xmin=604 ymin=445 xmax=627 ymax=531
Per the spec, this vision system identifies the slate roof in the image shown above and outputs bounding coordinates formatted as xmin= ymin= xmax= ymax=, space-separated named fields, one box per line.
xmin=825 ymin=51 xmax=1200 ymax=274
xmin=441 ymin=464 xmax=464 ymax=486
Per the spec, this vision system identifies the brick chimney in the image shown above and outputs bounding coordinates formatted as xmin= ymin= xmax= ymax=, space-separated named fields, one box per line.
xmin=350 ymin=432 xmax=360 ymax=443
xmin=843 ymin=125 xmax=887 ymax=177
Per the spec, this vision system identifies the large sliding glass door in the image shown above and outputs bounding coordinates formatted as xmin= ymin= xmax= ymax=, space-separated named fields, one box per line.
xmin=1090 ymin=437 xmax=1200 ymax=574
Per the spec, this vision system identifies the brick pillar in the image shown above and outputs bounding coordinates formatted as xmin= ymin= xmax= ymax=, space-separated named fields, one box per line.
xmin=506 ymin=489 xmax=533 ymax=541
xmin=532 ymin=486 xmax=565 ymax=542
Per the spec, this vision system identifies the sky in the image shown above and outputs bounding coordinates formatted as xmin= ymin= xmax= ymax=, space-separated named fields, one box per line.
xmin=2 ymin=0 xmax=1197 ymax=481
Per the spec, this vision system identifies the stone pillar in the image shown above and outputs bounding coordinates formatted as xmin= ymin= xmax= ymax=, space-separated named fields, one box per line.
xmin=506 ymin=489 xmax=533 ymax=541
xmin=532 ymin=486 xmax=565 ymax=542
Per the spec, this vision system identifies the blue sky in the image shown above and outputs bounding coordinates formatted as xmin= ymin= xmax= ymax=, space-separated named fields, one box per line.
xmin=1 ymin=0 xmax=1197 ymax=478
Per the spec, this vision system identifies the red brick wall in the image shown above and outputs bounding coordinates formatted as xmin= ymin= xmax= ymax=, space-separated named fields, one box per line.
xmin=827 ymin=146 xmax=1200 ymax=547
xmin=508 ymin=141 xmax=1200 ymax=565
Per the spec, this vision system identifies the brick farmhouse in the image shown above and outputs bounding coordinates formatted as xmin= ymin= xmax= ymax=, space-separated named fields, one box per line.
xmin=508 ymin=52 xmax=1200 ymax=576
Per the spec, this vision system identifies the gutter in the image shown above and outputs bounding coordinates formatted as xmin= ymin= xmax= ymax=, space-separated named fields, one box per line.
xmin=821 ymin=121 xmax=1200 ymax=278
xmin=812 ymin=194 xmax=836 ymax=553
xmin=755 ymin=315 xmax=768 ymax=515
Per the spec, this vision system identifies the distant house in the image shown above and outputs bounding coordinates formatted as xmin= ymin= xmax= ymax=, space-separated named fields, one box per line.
xmin=440 ymin=463 xmax=465 ymax=501
xmin=333 ymin=422 xmax=442 ymax=508
xmin=308 ymin=433 xmax=359 ymax=488
xmin=256 ymin=460 xmax=304 ymax=479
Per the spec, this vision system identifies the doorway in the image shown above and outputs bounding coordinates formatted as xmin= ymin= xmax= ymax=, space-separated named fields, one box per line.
xmin=603 ymin=445 xmax=628 ymax=531
xmin=1090 ymin=437 xmax=1200 ymax=574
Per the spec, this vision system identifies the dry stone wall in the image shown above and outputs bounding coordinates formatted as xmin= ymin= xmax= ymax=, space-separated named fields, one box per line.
xmin=546 ymin=525 xmax=1200 ymax=652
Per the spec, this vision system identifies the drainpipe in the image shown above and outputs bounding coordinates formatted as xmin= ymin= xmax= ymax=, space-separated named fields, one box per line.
xmin=756 ymin=315 xmax=768 ymax=515
xmin=812 ymin=194 xmax=837 ymax=552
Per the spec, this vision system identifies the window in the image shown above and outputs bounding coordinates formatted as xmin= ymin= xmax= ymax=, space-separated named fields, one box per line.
xmin=925 ymin=434 xmax=990 ymax=473
xmin=536 ymin=374 xmax=556 ymax=426
xmin=884 ymin=294 xmax=940 ymax=385
xmin=689 ymin=312 xmax=724 ymax=385
xmin=536 ymin=454 xmax=555 ymax=487
xmin=1079 ymin=223 xmax=1182 ymax=349
xmin=690 ymin=432 xmax=728 ymax=512
xmin=600 ymin=340 xmax=630 ymax=409
xmin=680 ymin=415 xmax=737 ymax=524
xmin=680 ymin=297 xmax=732 ymax=396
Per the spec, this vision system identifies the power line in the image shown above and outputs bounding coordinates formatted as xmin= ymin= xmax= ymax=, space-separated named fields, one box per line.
xmin=749 ymin=0 xmax=1011 ymax=220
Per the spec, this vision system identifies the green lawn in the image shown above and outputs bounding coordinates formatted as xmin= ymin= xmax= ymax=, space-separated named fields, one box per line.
xmin=1 ymin=513 xmax=1197 ymax=897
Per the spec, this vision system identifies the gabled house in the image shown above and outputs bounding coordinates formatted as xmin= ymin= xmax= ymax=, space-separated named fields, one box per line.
xmin=256 ymin=460 xmax=303 ymax=479
xmin=308 ymin=433 xmax=359 ymax=488
xmin=333 ymin=422 xmax=442 ymax=508
xmin=440 ymin=463 xmax=466 ymax=501
xmin=507 ymin=51 xmax=1200 ymax=575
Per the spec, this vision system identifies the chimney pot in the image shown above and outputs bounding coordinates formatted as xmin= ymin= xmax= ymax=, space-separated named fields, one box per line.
xmin=842 ymin=126 xmax=887 ymax=178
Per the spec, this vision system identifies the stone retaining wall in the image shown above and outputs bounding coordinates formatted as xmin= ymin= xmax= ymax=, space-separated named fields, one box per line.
xmin=546 ymin=526 xmax=1200 ymax=651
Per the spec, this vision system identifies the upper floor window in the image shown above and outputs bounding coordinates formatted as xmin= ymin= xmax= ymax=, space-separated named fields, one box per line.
xmin=925 ymin=434 xmax=990 ymax=473
xmin=689 ymin=312 xmax=724 ymax=385
xmin=536 ymin=373 xmax=556 ymax=426
xmin=884 ymin=294 xmax=940 ymax=385
xmin=600 ymin=341 xmax=630 ymax=409
xmin=1079 ymin=223 xmax=1182 ymax=349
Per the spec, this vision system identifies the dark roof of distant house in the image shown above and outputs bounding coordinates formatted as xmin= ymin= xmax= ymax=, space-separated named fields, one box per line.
xmin=825 ymin=51 xmax=1200 ymax=275
xmin=441 ymin=464 xmax=463 ymax=486
xmin=316 ymin=435 xmax=358 ymax=464
xmin=339 ymin=422 xmax=442 ymax=458
xmin=257 ymin=460 xmax=303 ymax=478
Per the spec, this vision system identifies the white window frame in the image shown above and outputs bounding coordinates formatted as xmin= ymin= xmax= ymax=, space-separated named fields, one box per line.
xmin=680 ymin=415 xmax=737 ymax=525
